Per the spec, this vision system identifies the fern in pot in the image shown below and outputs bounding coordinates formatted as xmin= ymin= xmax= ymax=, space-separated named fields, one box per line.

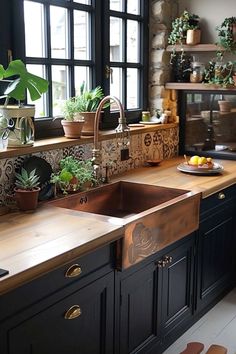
xmin=14 ymin=168 xmax=40 ymax=211
xmin=62 ymin=83 xmax=108 ymax=136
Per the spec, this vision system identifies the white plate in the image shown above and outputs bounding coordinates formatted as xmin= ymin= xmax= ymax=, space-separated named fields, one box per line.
xmin=139 ymin=121 xmax=160 ymax=125
xmin=177 ymin=162 xmax=224 ymax=175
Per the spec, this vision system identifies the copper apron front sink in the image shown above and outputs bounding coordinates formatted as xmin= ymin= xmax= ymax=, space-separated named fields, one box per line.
xmin=50 ymin=181 xmax=188 ymax=218
xmin=50 ymin=181 xmax=201 ymax=269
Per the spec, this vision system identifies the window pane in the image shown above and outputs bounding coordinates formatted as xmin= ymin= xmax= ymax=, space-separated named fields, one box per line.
xmin=127 ymin=68 xmax=138 ymax=109
xmin=74 ymin=11 xmax=90 ymax=60
xmin=26 ymin=65 xmax=48 ymax=118
xmin=50 ymin=6 xmax=68 ymax=59
xmin=110 ymin=17 xmax=123 ymax=62
xmin=74 ymin=66 xmax=91 ymax=96
xmin=110 ymin=0 xmax=123 ymax=12
xmin=73 ymin=0 xmax=91 ymax=4
xmin=110 ymin=67 xmax=123 ymax=107
xmin=24 ymin=1 xmax=45 ymax=57
xmin=127 ymin=20 xmax=139 ymax=63
xmin=127 ymin=0 xmax=140 ymax=15
xmin=52 ymin=65 xmax=68 ymax=116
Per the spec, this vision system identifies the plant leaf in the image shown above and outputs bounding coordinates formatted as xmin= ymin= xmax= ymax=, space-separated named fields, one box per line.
xmin=3 ymin=60 xmax=49 ymax=101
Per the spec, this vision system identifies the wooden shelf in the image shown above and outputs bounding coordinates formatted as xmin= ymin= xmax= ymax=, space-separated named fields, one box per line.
xmin=165 ymin=83 xmax=236 ymax=91
xmin=166 ymin=44 xmax=224 ymax=52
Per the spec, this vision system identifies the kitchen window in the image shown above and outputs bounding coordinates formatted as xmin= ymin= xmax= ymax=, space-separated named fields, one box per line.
xmin=0 ymin=0 xmax=149 ymax=137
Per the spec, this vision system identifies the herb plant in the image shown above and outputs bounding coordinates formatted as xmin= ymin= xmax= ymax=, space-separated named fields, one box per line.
xmin=50 ymin=156 xmax=95 ymax=194
xmin=63 ymin=82 xmax=108 ymax=121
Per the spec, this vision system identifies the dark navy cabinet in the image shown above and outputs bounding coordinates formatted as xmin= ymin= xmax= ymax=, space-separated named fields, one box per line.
xmin=0 ymin=185 xmax=236 ymax=354
xmin=0 ymin=244 xmax=115 ymax=354
xmin=118 ymin=234 xmax=195 ymax=354
xmin=196 ymin=186 xmax=236 ymax=315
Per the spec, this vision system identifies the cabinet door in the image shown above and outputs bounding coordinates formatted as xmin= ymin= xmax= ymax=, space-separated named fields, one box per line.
xmin=196 ymin=204 xmax=235 ymax=313
xmin=6 ymin=272 xmax=114 ymax=354
xmin=161 ymin=236 xmax=194 ymax=342
xmin=119 ymin=262 xmax=162 ymax=354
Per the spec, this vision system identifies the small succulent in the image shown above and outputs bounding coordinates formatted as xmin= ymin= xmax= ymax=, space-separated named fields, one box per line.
xmin=15 ymin=168 xmax=40 ymax=190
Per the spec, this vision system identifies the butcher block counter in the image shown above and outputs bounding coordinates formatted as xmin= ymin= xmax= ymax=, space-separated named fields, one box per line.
xmin=0 ymin=156 xmax=236 ymax=295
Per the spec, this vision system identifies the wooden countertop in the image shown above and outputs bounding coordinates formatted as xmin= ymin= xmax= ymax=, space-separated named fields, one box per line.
xmin=0 ymin=156 xmax=235 ymax=294
xmin=115 ymin=156 xmax=236 ymax=198
xmin=0 ymin=206 xmax=123 ymax=295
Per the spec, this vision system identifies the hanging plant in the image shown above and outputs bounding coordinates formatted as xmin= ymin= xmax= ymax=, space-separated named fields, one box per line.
xmin=168 ymin=10 xmax=200 ymax=46
xmin=216 ymin=17 xmax=236 ymax=52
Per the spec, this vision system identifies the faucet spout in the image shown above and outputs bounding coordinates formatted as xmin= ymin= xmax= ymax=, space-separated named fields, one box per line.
xmin=93 ymin=95 xmax=125 ymax=150
xmin=92 ymin=95 xmax=129 ymax=184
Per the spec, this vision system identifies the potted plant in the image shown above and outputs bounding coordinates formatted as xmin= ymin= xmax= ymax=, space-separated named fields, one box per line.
xmin=168 ymin=10 xmax=200 ymax=47
xmin=203 ymin=52 xmax=235 ymax=88
xmin=50 ymin=156 xmax=95 ymax=195
xmin=0 ymin=59 xmax=49 ymax=147
xmin=62 ymin=82 xmax=107 ymax=136
xmin=14 ymin=168 xmax=40 ymax=211
xmin=61 ymin=98 xmax=85 ymax=138
xmin=217 ymin=17 xmax=236 ymax=52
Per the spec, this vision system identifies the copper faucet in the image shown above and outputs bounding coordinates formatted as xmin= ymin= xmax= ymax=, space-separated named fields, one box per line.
xmin=92 ymin=95 xmax=129 ymax=184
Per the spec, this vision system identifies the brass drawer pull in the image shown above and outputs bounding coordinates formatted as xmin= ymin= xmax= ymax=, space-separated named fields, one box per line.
xmin=65 ymin=264 xmax=82 ymax=278
xmin=218 ymin=192 xmax=225 ymax=200
xmin=64 ymin=305 xmax=82 ymax=320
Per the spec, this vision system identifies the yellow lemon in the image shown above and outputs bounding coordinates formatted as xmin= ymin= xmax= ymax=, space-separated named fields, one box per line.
xmin=198 ymin=156 xmax=207 ymax=165
xmin=189 ymin=155 xmax=200 ymax=165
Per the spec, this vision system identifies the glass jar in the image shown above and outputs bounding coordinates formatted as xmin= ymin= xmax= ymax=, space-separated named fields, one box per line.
xmin=190 ymin=62 xmax=205 ymax=83
xmin=142 ymin=111 xmax=150 ymax=122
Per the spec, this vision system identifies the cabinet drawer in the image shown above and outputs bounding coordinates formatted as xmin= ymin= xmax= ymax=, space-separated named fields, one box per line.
xmin=0 ymin=243 xmax=114 ymax=321
xmin=200 ymin=185 xmax=236 ymax=217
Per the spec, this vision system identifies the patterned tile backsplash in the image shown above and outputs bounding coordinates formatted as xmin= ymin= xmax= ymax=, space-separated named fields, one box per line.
xmin=0 ymin=127 xmax=179 ymax=204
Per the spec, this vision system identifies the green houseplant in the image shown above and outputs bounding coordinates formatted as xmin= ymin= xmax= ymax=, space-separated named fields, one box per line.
xmin=168 ymin=11 xmax=200 ymax=82
xmin=203 ymin=52 xmax=236 ymax=88
xmin=216 ymin=17 xmax=236 ymax=52
xmin=168 ymin=10 xmax=200 ymax=47
xmin=0 ymin=59 xmax=49 ymax=147
xmin=50 ymin=156 xmax=95 ymax=195
xmin=14 ymin=168 xmax=40 ymax=211
xmin=62 ymin=83 xmax=107 ymax=136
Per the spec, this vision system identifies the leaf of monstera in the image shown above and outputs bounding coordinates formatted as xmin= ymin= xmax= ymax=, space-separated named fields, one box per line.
xmin=0 ymin=65 xmax=5 ymax=80
xmin=3 ymin=60 xmax=49 ymax=101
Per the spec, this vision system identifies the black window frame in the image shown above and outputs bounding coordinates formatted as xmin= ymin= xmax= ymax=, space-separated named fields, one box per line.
xmin=0 ymin=0 xmax=149 ymax=138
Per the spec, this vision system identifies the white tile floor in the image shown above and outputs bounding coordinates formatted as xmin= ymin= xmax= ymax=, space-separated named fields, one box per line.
xmin=163 ymin=288 xmax=236 ymax=354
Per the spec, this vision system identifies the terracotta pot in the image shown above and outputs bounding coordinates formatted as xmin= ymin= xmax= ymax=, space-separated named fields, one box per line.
xmin=186 ymin=29 xmax=201 ymax=45
xmin=74 ymin=112 xmax=96 ymax=136
xmin=218 ymin=100 xmax=231 ymax=113
xmin=61 ymin=120 xmax=84 ymax=138
xmin=14 ymin=187 xmax=40 ymax=211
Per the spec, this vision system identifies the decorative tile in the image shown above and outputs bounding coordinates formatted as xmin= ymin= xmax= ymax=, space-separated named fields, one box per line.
xmin=0 ymin=127 xmax=180 ymax=203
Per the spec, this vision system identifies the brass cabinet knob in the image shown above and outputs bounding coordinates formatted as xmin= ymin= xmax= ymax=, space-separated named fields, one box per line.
xmin=218 ymin=192 xmax=225 ymax=200
xmin=64 ymin=305 xmax=82 ymax=320
xmin=65 ymin=264 xmax=82 ymax=278
xmin=163 ymin=256 xmax=173 ymax=264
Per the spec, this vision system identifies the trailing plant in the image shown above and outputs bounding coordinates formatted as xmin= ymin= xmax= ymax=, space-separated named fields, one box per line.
xmin=216 ymin=17 xmax=236 ymax=52
xmin=50 ymin=156 xmax=95 ymax=194
xmin=0 ymin=59 xmax=49 ymax=107
xmin=168 ymin=10 xmax=200 ymax=46
xmin=15 ymin=168 xmax=40 ymax=190
xmin=203 ymin=52 xmax=236 ymax=88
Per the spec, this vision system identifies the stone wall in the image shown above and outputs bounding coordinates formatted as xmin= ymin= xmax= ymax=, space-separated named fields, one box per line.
xmin=149 ymin=0 xmax=178 ymax=117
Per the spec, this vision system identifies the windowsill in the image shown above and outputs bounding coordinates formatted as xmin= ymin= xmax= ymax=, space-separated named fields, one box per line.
xmin=0 ymin=123 xmax=178 ymax=159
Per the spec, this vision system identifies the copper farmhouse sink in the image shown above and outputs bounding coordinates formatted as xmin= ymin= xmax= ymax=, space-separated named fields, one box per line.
xmin=50 ymin=181 xmax=189 ymax=218
xmin=50 ymin=181 xmax=201 ymax=269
